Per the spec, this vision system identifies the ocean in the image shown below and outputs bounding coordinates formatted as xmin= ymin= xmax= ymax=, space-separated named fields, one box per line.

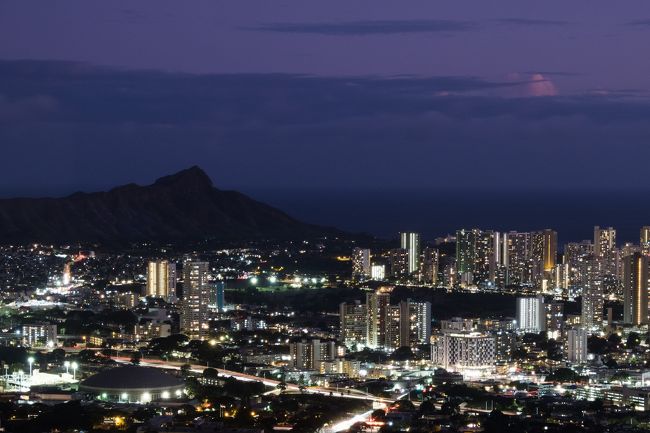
xmin=246 ymin=188 xmax=650 ymax=247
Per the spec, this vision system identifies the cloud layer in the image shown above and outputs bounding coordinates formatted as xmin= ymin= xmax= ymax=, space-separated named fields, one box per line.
xmin=0 ymin=60 xmax=649 ymax=194
xmin=245 ymin=19 xmax=477 ymax=35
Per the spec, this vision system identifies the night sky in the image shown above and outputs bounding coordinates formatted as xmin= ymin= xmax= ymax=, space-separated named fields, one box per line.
xmin=1 ymin=1 xmax=650 ymax=196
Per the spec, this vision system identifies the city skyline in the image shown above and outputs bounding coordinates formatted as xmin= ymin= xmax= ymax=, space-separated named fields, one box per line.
xmin=3 ymin=3 xmax=650 ymax=431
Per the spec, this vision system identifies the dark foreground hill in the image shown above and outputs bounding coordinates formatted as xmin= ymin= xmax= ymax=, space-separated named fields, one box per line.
xmin=0 ymin=166 xmax=340 ymax=244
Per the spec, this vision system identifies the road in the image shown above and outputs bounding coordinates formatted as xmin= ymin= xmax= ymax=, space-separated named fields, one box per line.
xmin=111 ymin=356 xmax=394 ymax=404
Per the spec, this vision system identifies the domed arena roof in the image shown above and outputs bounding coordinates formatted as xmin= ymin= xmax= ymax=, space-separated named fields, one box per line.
xmin=80 ymin=365 xmax=184 ymax=392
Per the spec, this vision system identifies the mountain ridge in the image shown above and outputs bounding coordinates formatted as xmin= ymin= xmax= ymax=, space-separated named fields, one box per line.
xmin=0 ymin=167 xmax=340 ymax=244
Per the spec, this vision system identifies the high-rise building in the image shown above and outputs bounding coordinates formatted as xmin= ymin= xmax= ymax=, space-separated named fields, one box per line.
xmin=566 ymin=328 xmax=588 ymax=364
xmin=420 ymin=247 xmax=439 ymax=285
xmin=22 ymin=323 xmax=57 ymax=347
xmin=209 ymin=281 xmax=226 ymax=312
xmin=351 ymin=248 xmax=372 ymax=281
xmin=594 ymin=226 xmax=617 ymax=259
xmin=544 ymin=300 xmax=564 ymax=340
xmin=366 ymin=288 xmax=392 ymax=348
xmin=290 ymin=339 xmax=337 ymax=370
xmin=339 ymin=301 xmax=368 ymax=347
xmin=531 ymin=230 xmax=557 ymax=291
xmin=623 ymin=253 xmax=649 ymax=325
xmin=399 ymin=300 xmax=432 ymax=347
xmin=552 ymin=263 xmax=569 ymax=294
xmin=455 ymin=229 xmax=496 ymax=288
xmin=370 ymin=264 xmax=386 ymax=281
xmin=147 ymin=260 xmax=177 ymax=303
xmin=594 ymin=226 xmax=618 ymax=277
xmin=384 ymin=305 xmax=402 ymax=350
xmin=503 ymin=232 xmax=532 ymax=287
xmin=474 ymin=230 xmax=496 ymax=286
xmin=180 ymin=261 xmax=210 ymax=339
xmin=641 ymin=226 xmax=650 ymax=255
xmin=400 ymin=232 xmax=421 ymax=274
xmin=431 ymin=332 xmax=496 ymax=371
xmin=582 ymin=275 xmax=604 ymax=331
xmin=564 ymin=241 xmax=594 ymax=288
xmin=389 ymin=248 xmax=409 ymax=279
xmin=516 ymin=296 xmax=545 ymax=333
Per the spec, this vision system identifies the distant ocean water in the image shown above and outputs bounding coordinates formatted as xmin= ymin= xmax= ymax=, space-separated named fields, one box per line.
xmin=247 ymin=188 xmax=650 ymax=247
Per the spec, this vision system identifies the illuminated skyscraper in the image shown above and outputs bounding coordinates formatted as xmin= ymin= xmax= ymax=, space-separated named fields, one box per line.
xmin=399 ymin=299 xmax=432 ymax=347
xmin=146 ymin=260 xmax=177 ymax=302
xmin=339 ymin=301 xmax=367 ymax=347
xmin=623 ymin=253 xmax=649 ymax=325
xmin=180 ymin=261 xmax=210 ymax=339
xmin=531 ymin=229 xmax=557 ymax=291
xmin=566 ymin=328 xmax=588 ymax=363
xmin=641 ymin=226 xmax=650 ymax=255
xmin=351 ymin=248 xmax=371 ymax=281
xmin=581 ymin=275 xmax=604 ymax=330
xmin=515 ymin=296 xmax=545 ymax=333
xmin=594 ymin=226 xmax=618 ymax=276
xmin=594 ymin=226 xmax=616 ymax=259
xmin=455 ymin=228 xmax=496 ymax=288
xmin=563 ymin=241 xmax=593 ymax=288
xmin=400 ymin=232 xmax=421 ymax=274
xmin=365 ymin=288 xmax=392 ymax=349
xmin=389 ymin=248 xmax=409 ymax=279
xmin=503 ymin=231 xmax=533 ymax=287
xmin=370 ymin=264 xmax=386 ymax=281
xmin=420 ymin=247 xmax=439 ymax=285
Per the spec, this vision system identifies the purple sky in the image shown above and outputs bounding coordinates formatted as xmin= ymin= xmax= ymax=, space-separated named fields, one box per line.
xmin=1 ymin=1 xmax=650 ymax=194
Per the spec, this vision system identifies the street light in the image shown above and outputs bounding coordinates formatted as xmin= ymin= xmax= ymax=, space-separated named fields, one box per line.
xmin=27 ymin=357 xmax=34 ymax=376
xmin=71 ymin=361 xmax=78 ymax=380
xmin=64 ymin=360 xmax=70 ymax=374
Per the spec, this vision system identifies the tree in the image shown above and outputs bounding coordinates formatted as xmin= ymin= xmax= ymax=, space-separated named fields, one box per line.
xmin=50 ymin=348 xmax=66 ymax=363
xmin=202 ymin=367 xmax=219 ymax=379
xmin=607 ymin=333 xmax=622 ymax=348
xmin=610 ymin=372 xmax=629 ymax=383
xmin=180 ymin=363 xmax=192 ymax=377
xmin=440 ymin=400 xmax=460 ymax=415
xmin=418 ymin=400 xmax=436 ymax=415
xmin=483 ymin=409 xmax=509 ymax=433
xmin=627 ymin=332 xmax=641 ymax=350
xmin=391 ymin=399 xmax=416 ymax=412
xmin=546 ymin=368 xmax=580 ymax=383
xmin=389 ymin=346 xmax=415 ymax=361
xmin=588 ymin=336 xmax=608 ymax=355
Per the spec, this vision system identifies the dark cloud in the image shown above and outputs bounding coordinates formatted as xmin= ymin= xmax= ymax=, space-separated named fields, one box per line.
xmin=244 ymin=19 xmax=477 ymax=35
xmin=495 ymin=18 xmax=570 ymax=26
xmin=1 ymin=60 xmax=650 ymax=194
xmin=626 ymin=19 xmax=650 ymax=26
